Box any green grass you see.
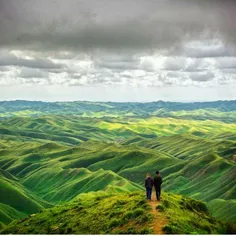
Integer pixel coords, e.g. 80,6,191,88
1,114,236,145
0,191,153,234
0,124,235,222
208,199,236,221
1,191,235,234
0,169,53,224
22,167,143,203
0,203,26,224
159,192,236,234
0,102,235,227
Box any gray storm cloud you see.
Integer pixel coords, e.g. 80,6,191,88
18,68,49,79
0,0,236,51
0,51,63,69
0,0,235,102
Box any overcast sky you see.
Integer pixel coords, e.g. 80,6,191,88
0,0,236,102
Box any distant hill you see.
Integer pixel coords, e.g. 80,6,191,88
0,100,235,122
0,115,235,144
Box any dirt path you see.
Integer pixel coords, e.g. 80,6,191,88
148,192,167,234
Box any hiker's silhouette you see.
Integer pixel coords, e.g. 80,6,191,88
154,170,163,200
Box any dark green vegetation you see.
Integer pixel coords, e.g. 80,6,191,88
0,100,235,233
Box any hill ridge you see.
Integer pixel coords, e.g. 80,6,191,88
1,191,235,234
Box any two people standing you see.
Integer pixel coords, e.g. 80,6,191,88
145,171,163,201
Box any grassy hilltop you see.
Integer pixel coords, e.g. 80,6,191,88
0,100,235,233
1,191,235,234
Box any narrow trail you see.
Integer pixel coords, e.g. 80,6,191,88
148,192,167,234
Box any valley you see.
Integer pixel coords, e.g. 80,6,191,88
0,100,235,233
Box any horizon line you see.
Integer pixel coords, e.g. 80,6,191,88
0,99,235,104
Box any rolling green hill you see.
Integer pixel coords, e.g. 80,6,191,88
0,130,235,222
0,100,235,233
22,167,143,203
0,115,235,145
0,169,52,224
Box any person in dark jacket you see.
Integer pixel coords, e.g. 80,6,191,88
145,173,153,200
153,170,163,201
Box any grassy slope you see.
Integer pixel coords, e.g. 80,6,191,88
1,191,235,234
1,116,236,145
0,114,235,223
0,169,53,224
208,199,236,221
0,129,235,221
0,191,153,234
0,203,25,225
22,167,143,203
159,192,236,234
0,141,143,202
